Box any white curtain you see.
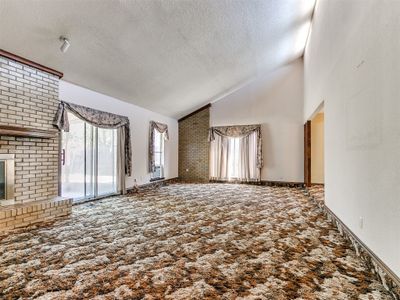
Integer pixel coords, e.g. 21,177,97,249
210,131,260,182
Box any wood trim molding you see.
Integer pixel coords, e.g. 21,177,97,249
324,204,400,286
127,177,179,193
149,177,165,182
178,103,211,122
304,188,400,299
304,121,311,187
0,49,63,78
0,125,56,139
207,179,305,188
261,180,304,188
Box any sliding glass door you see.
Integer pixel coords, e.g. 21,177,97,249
97,127,117,195
61,113,86,199
61,112,117,201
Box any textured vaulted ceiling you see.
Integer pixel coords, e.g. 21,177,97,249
0,0,315,118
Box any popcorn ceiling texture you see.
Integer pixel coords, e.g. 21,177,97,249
0,55,59,204
0,183,392,299
178,108,210,182
0,1,315,118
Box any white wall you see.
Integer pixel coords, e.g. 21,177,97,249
59,81,179,188
304,0,400,275
211,59,304,182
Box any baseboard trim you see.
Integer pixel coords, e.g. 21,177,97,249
261,180,304,188
209,179,262,185
208,179,304,188
127,177,179,193
72,178,179,204
304,188,400,299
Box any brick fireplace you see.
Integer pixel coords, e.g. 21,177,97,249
0,52,72,232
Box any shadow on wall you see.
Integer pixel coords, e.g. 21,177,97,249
261,124,274,172
210,59,304,183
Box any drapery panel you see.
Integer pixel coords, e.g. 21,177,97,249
53,101,132,178
209,131,260,182
149,121,169,173
116,127,127,194
208,125,263,169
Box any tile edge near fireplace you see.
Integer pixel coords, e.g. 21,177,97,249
0,154,15,206
0,196,73,234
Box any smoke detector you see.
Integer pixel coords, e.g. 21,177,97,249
59,36,70,53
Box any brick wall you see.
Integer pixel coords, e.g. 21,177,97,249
0,55,59,204
178,107,210,181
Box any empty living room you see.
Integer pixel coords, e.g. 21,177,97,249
0,0,399,299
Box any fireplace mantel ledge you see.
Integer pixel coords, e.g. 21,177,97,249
0,196,72,210
0,125,56,139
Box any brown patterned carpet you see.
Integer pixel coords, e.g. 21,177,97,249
307,185,325,204
0,183,392,299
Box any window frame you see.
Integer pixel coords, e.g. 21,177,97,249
60,112,118,202
150,129,165,181
227,136,241,180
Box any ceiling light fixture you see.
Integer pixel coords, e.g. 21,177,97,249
59,36,70,53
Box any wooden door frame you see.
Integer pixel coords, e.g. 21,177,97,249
304,121,311,187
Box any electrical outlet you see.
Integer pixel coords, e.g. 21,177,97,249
359,217,364,229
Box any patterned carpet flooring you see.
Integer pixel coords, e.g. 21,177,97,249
307,185,325,204
0,183,392,299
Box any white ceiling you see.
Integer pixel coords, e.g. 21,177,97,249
0,0,315,119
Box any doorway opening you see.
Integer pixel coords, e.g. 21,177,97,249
311,111,324,185
304,102,325,202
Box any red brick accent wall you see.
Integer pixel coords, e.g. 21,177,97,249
178,107,210,181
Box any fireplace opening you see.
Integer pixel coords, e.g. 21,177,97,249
0,161,5,200
0,154,15,203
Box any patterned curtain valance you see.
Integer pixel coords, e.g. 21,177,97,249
150,121,169,140
149,121,169,173
208,124,261,141
53,101,132,176
208,124,263,169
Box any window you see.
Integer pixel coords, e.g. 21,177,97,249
227,137,241,179
61,112,117,201
151,129,165,180
210,130,260,182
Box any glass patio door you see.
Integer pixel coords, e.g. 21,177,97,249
61,112,117,201
97,127,117,195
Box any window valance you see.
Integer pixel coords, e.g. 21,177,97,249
150,121,169,140
208,124,263,169
53,101,132,176
149,121,169,172
208,124,261,141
